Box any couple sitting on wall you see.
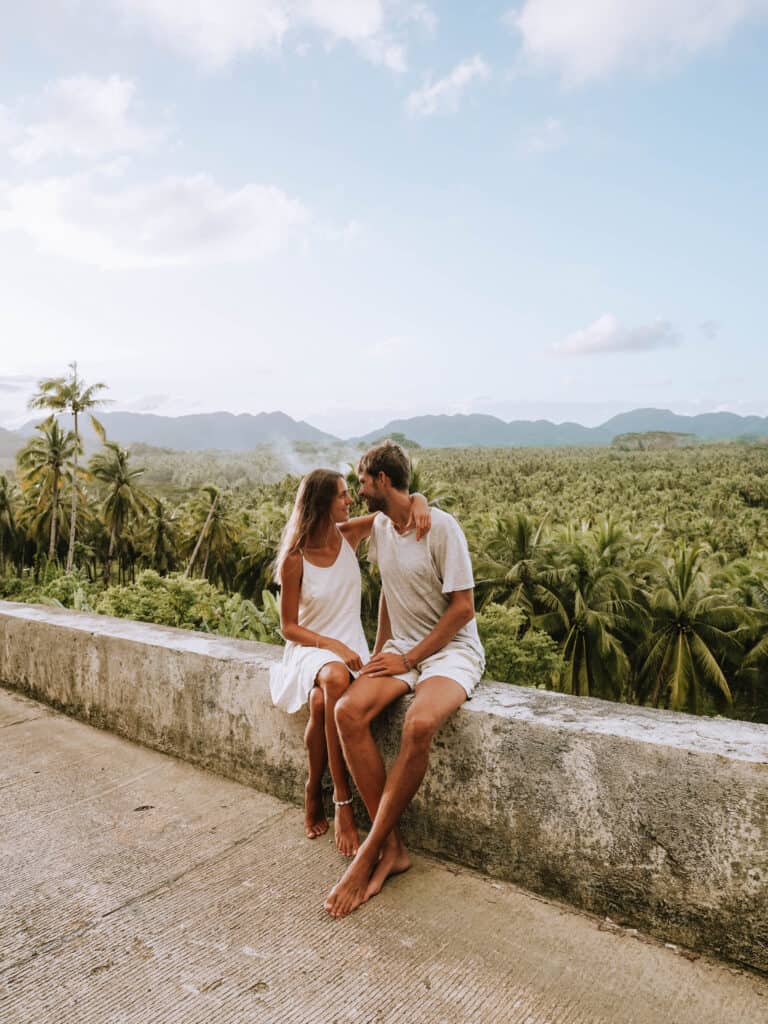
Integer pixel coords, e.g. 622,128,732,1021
270,440,485,918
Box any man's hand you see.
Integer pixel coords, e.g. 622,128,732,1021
361,651,410,677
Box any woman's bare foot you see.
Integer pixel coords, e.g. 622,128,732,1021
333,802,359,857
304,784,328,839
365,835,411,900
323,850,376,918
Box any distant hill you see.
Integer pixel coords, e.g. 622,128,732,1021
5,407,768,455
18,411,339,451
599,408,768,441
355,413,600,446
356,408,768,447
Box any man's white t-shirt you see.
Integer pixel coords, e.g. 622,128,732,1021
368,507,484,659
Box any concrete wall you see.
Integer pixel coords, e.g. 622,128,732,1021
1,601,766,973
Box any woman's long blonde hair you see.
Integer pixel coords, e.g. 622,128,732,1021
274,468,343,584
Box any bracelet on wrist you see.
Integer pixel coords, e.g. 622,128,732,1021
401,653,412,672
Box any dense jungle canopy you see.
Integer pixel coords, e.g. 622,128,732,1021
2,418,767,722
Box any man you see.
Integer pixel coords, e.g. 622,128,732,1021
324,440,485,918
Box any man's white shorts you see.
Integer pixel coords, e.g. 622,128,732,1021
381,640,485,699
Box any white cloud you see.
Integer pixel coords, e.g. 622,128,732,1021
699,319,722,340
112,0,424,71
0,171,309,269
304,0,383,40
508,0,768,84
4,75,161,164
521,116,566,153
406,55,491,117
554,314,680,356
402,3,437,33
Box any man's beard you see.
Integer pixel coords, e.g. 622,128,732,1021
363,493,386,513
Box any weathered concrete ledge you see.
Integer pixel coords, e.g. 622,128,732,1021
1,601,766,972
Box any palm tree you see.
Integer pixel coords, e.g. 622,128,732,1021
555,533,638,701
29,362,108,573
184,486,240,586
89,442,149,582
0,474,18,574
138,498,180,575
17,417,78,563
473,512,566,626
407,458,455,509
637,543,746,714
720,559,768,713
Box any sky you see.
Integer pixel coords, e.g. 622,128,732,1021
0,1,766,438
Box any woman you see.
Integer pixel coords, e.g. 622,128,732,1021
270,469,430,856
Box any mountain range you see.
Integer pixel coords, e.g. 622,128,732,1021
0,407,765,457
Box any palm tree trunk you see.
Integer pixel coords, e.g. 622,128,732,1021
105,522,118,584
48,472,59,562
184,493,219,578
66,410,79,574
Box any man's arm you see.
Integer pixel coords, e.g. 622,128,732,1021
373,592,393,656
363,589,475,677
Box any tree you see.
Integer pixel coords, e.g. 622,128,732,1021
0,474,18,574
474,512,566,627
637,543,746,714
89,442,149,582
138,498,180,575
183,485,240,586
552,524,643,701
17,417,79,563
28,362,108,573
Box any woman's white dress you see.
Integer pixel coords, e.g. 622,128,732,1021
269,532,370,714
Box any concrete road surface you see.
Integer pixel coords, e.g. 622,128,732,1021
1,687,766,1024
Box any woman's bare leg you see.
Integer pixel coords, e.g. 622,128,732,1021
304,685,328,839
317,662,359,857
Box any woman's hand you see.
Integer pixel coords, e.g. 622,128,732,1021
407,492,432,541
329,640,363,672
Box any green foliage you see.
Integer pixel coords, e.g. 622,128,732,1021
476,604,562,688
94,571,283,642
4,427,768,721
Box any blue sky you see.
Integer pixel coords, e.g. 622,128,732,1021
0,1,766,437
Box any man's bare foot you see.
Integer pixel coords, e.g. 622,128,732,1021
364,835,411,900
333,802,359,857
304,784,328,839
323,851,376,918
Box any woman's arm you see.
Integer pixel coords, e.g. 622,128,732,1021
339,512,379,550
278,552,363,670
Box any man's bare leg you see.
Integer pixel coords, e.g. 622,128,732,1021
325,676,467,918
304,685,328,839
316,663,359,857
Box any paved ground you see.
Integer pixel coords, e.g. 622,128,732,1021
1,688,766,1024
